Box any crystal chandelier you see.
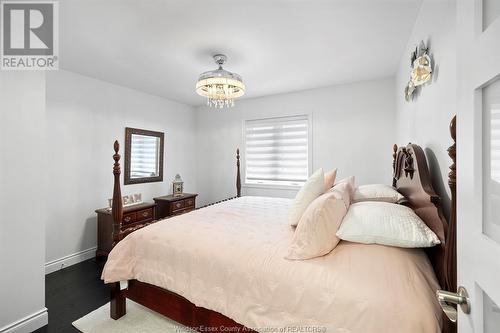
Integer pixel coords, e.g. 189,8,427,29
196,54,245,109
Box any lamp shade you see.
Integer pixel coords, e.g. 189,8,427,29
196,54,245,108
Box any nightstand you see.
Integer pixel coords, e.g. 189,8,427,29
154,193,198,219
95,202,156,259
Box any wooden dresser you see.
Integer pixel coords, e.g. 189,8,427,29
95,202,156,259
154,193,198,219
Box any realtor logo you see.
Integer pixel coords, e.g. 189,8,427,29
1,1,58,70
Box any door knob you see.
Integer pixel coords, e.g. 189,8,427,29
436,286,471,323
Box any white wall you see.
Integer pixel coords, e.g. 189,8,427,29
195,78,397,206
395,0,456,217
45,70,197,268
0,72,47,332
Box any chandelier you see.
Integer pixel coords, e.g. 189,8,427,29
196,54,245,108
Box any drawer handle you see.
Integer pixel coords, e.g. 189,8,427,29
124,216,131,222
142,212,149,217
176,203,181,208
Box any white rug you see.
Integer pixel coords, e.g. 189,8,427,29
72,301,194,333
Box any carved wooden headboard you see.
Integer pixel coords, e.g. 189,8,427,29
391,116,457,296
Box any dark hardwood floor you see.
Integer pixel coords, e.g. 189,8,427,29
34,258,109,333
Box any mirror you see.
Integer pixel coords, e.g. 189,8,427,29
124,127,164,185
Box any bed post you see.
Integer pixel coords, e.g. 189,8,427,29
236,148,241,197
110,282,126,320
112,140,123,246
110,140,126,319
392,144,398,187
445,116,457,293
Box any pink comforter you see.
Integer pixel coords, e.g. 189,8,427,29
102,196,441,333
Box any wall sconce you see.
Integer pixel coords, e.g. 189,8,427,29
405,41,433,102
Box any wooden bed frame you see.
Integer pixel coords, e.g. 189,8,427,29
107,116,457,333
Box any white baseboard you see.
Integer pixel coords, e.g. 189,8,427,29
45,246,97,275
0,308,48,333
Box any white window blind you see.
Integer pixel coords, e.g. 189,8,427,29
244,115,309,186
130,134,160,178
490,106,500,183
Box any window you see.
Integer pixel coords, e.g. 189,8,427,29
244,115,309,187
130,134,161,178
483,78,500,244
124,127,164,185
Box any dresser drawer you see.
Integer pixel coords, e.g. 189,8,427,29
95,202,156,259
153,194,198,220
172,200,185,211
184,197,195,208
122,212,137,225
173,207,194,216
137,208,154,221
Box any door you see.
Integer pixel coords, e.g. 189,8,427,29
456,0,500,331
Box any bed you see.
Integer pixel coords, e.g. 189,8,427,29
101,116,457,333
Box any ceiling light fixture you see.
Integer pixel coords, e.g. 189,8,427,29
196,54,245,109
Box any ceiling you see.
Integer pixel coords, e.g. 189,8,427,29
59,0,422,106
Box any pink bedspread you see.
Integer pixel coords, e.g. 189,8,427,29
102,196,442,333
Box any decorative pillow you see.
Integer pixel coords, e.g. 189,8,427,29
286,191,348,260
336,202,440,248
323,169,337,192
331,176,355,206
352,184,405,203
289,168,325,227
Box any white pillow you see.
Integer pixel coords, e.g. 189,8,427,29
353,184,405,203
288,168,325,227
336,202,440,248
286,191,347,260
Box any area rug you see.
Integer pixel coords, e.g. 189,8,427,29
72,300,194,333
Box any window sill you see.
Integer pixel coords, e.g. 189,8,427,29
242,183,302,191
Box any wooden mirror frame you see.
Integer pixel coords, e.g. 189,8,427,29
124,127,164,185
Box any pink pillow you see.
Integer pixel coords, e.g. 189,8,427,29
331,176,355,208
323,169,337,192
286,191,348,260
